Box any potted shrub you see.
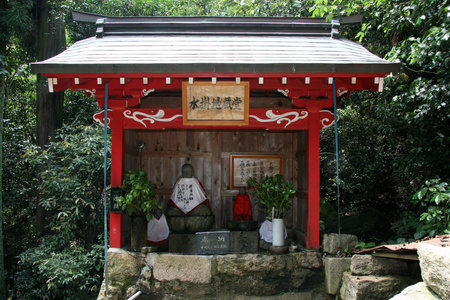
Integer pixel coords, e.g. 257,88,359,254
117,170,161,251
247,174,295,248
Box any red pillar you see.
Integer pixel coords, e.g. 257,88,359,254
306,102,321,250
110,107,125,248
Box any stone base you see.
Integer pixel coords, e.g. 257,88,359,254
169,230,259,253
418,243,450,299
340,272,416,300
323,233,358,255
97,250,323,300
324,256,351,295
390,282,441,300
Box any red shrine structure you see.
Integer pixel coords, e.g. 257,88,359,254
32,11,399,250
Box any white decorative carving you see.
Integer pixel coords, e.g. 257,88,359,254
320,110,337,128
337,89,348,97
93,109,112,128
85,89,96,97
249,110,308,128
141,88,155,97
277,89,290,97
124,110,182,128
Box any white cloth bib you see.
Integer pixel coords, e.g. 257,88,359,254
170,177,207,214
147,214,170,243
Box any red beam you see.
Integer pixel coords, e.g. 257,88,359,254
305,102,322,250
94,108,337,131
110,108,125,248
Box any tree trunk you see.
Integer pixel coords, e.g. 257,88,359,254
35,0,66,237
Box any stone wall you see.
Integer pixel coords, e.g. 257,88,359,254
325,237,450,300
97,249,324,299
392,243,450,300
324,254,416,300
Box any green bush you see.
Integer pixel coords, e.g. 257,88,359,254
117,170,160,221
16,124,108,299
15,236,104,300
391,179,450,241
25,124,109,244
411,179,450,239
247,174,295,219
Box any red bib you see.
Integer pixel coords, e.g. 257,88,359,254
233,194,252,221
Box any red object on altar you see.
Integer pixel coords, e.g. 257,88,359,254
233,194,252,221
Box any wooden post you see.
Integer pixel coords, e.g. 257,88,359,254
305,101,322,250
110,107,125,248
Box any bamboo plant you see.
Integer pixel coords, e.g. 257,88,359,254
247,174,295,219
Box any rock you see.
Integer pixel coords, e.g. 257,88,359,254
229,230,259,253
324,257,351,295
323,233,358,254
351,255,409,276
294,251,323,269
229,290,329,300
168,233,197,253
390,282,440,300
96,281,122,300
213,252,323,296
168,231,259,254
97,250,324,299
107,248,144,286
152,253,212,284
165,202,215,233
340,272,416,300
96,249,145,300
418,243,450,299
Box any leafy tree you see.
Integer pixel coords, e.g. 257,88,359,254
16,124,109,299
411,179,449,238
16,237,104,299
318,0,450,240
218,0,309,17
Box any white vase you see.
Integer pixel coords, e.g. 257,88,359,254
272,218,285,247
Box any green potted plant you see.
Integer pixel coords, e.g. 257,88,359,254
117,170,161,251
247,174,295,248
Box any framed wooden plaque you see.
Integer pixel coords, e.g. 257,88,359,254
182,81,249,126
230,155,283,189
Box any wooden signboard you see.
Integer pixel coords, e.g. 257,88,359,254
230,155,283,189
182,81,249,125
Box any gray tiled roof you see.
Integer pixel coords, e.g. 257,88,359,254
31,13,400,75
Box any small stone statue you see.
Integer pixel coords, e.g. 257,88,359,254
170,163,208,214
165,163,214,233
233,187,252,221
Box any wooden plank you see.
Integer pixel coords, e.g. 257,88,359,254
221,156,231,190
211,130,222,227
371,252,419,261
122,128,302,229
141,96,291,109
222,196,234,225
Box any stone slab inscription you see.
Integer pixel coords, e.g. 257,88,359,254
196,230,230,254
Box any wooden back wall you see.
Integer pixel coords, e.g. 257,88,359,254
122,94,308,233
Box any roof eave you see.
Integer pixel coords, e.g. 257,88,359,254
31,62,401,75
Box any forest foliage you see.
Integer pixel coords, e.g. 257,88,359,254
0,0,449,298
